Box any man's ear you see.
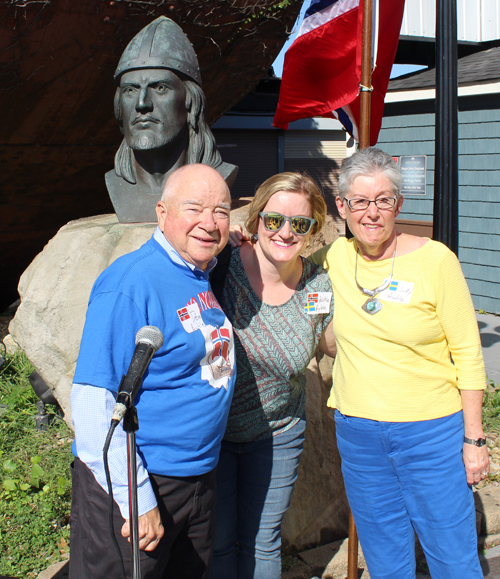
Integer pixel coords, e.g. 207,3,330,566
336,196,347,220
156,200,167,232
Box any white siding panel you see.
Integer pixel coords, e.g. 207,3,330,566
400,0,500,42
402,0,425,37
482,0,500,40
458,0,481,41
284,131,346,159
421,0,436,37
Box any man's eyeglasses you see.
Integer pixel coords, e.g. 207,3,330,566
259,212,315,235
344,197,398,211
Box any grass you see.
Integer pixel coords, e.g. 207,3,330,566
0,348,499,578
0,350,73,578
483,378,500,434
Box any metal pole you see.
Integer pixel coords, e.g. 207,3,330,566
346,0,373,237
346,1,373,575
359,0,373,150
125,408,141,579
433,0,458,253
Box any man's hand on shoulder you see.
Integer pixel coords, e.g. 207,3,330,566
121,506,164,552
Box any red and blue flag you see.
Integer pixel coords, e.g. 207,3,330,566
273,0,405,146
210,327,231,365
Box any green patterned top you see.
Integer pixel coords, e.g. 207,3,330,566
219,247,333,442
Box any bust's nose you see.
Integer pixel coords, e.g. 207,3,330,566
136,87,153,113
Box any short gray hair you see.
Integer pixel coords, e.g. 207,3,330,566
338,147,402,199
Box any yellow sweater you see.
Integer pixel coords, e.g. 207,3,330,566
311,238,486,422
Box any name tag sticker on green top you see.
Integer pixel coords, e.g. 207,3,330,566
379,280,414,304
304,292,332,315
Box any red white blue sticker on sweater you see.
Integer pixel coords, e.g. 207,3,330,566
177,302,205,333
304,292,332,315
379,280,414,304
200,320,235,390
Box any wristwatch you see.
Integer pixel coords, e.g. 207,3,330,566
463,436,487,447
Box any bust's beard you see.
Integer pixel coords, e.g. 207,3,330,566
127,133,170,151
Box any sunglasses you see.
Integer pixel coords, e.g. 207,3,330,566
259,212,315,235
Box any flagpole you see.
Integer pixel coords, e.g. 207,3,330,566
359,0,373,149
347,0,373,577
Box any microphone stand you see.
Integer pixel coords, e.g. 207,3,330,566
123,404,141,579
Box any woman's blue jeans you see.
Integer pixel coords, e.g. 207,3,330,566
335,409,483,579
210,417,305,579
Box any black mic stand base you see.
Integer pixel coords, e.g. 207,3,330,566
124,406,141,579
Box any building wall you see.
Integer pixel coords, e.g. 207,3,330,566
377,100,500,314
212,118,347,233
211,129,279,198
400,0,500,42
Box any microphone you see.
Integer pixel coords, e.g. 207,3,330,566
111,326,164,424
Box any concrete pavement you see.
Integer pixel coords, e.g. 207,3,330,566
482,545,500,579
478,313,500,383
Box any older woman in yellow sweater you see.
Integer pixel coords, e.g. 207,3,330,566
311,147,488,579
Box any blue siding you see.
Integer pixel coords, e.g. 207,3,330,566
378,102,500,313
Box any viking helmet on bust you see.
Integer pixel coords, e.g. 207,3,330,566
114,16,202,86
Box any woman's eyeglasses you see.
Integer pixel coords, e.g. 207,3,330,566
344,197,398,211
259,212,315,235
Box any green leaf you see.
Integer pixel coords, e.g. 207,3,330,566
30,456,42,465
31,464,45,479
20,483,30,491
56,477,67,495
2,479,18,491
3,459,17,473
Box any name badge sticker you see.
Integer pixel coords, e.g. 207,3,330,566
304,292,332,315
378,279,414,304
177,302,205,333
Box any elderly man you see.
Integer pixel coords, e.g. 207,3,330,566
69,164,236,579
106,16,237,223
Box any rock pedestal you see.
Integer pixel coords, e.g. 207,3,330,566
9,214,157,423
282,354,349,550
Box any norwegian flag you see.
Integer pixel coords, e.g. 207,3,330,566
210,327,231,364
273,0,405,145
177,308,190,322
308,293,319,302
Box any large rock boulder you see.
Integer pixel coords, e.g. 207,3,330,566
282,354,349,551
9,214,157,423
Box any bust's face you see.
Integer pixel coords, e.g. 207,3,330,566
118,68,188,151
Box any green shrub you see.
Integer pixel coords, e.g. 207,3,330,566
0,351,72,578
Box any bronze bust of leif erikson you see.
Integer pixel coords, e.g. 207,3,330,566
106,16,238,223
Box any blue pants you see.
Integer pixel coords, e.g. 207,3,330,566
335,410,483,579
211,417,305,579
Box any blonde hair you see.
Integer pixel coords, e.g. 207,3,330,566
245,172,326,236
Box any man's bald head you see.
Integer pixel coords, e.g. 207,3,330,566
155,164,231,270
161,164,229,205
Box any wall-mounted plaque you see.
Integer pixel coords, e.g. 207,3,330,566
399,155,427,195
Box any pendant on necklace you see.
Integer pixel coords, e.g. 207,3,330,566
362,297,383,315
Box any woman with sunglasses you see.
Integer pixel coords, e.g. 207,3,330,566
310,147,488,579
210,172,336,579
